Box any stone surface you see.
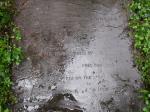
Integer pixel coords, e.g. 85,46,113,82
13,0,142,112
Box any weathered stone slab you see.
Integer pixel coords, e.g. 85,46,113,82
13,0,142,112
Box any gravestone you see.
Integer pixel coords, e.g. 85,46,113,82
13,0,142,112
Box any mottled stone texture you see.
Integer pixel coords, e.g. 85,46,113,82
13,0,142,112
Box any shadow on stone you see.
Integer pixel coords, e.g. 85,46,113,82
38,93,83,112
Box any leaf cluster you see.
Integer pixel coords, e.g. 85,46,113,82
0,0,22,111
129,0,150,111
